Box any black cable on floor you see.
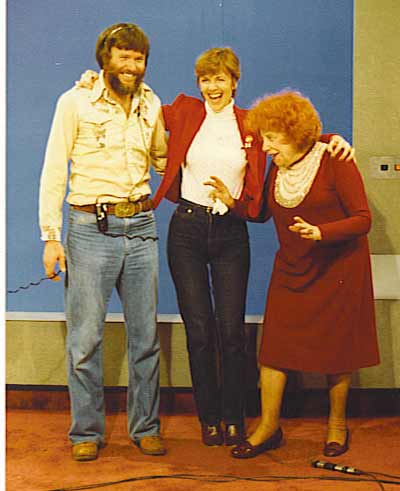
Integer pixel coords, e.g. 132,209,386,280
46,471,400,491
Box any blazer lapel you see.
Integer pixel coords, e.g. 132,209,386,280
180,102,206,159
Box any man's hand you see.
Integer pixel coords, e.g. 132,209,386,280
288,216,321,241
327,135,356,162
43,241,66,281
203,176,235,209
75,70,99,89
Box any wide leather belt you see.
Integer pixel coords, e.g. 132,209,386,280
72,198,153,218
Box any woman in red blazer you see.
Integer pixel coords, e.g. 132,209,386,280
152,48,353,448
153,49,265,447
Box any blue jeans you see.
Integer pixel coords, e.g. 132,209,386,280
167,200,250,426
65,208,160,445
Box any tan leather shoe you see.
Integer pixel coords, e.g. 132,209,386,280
136,435,166,456
72,441,98,461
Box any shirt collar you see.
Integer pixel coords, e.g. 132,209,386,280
89,71,111,103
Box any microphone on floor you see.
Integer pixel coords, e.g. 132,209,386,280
311,460,363,475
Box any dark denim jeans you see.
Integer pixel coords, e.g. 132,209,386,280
167,200,250,426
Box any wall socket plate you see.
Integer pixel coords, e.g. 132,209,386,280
369,156,400,179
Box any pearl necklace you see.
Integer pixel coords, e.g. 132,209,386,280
274,141,327,208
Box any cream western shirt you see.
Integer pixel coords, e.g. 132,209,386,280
39,72,167,241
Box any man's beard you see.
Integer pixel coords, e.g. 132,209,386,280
106,70,144,96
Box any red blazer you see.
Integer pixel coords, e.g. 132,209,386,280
152,94,267,219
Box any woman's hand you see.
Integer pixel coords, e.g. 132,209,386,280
327,135,356,162
203,176,235,209
288,216,321,241
75,70,99,89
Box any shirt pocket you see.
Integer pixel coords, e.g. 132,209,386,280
77,113,113,149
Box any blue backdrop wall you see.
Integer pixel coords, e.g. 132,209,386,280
6,0,353,315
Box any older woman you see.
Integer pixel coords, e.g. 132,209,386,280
77,52,354,448
152,51,354,447
209,90,380,458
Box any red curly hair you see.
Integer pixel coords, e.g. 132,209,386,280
246,90,322,152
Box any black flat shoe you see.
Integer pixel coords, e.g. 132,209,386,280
323,429,350,457
231,427,283,459
201,424,223,446
224,424,245,446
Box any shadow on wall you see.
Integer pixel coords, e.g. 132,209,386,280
359,201,399,388
369,200,396,255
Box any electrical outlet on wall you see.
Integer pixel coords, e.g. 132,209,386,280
369,156,400,179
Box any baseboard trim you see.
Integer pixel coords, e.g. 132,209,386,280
6,385,400,417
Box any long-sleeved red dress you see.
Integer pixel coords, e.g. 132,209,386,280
258,143,380,373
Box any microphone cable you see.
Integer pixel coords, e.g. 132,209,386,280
311,459,400,491
45,468,400,491
6,270,61,294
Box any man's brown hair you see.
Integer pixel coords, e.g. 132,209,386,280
95,23,150,69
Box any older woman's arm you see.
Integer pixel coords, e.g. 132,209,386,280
290,157,371,242
319,158,371,241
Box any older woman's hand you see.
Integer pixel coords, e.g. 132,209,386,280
288,216,321,241
327,135,356,162
75,70,99,89
203,176,235,209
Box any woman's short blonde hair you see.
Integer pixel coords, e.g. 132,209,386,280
246,90,322,152
195,47,241,83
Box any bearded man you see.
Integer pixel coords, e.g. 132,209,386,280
39,23,167,461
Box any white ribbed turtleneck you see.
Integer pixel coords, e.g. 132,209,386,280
181,100,247,213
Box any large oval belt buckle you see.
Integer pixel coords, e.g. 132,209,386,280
115,202,136,218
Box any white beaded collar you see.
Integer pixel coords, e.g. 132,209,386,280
274,141,327,208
